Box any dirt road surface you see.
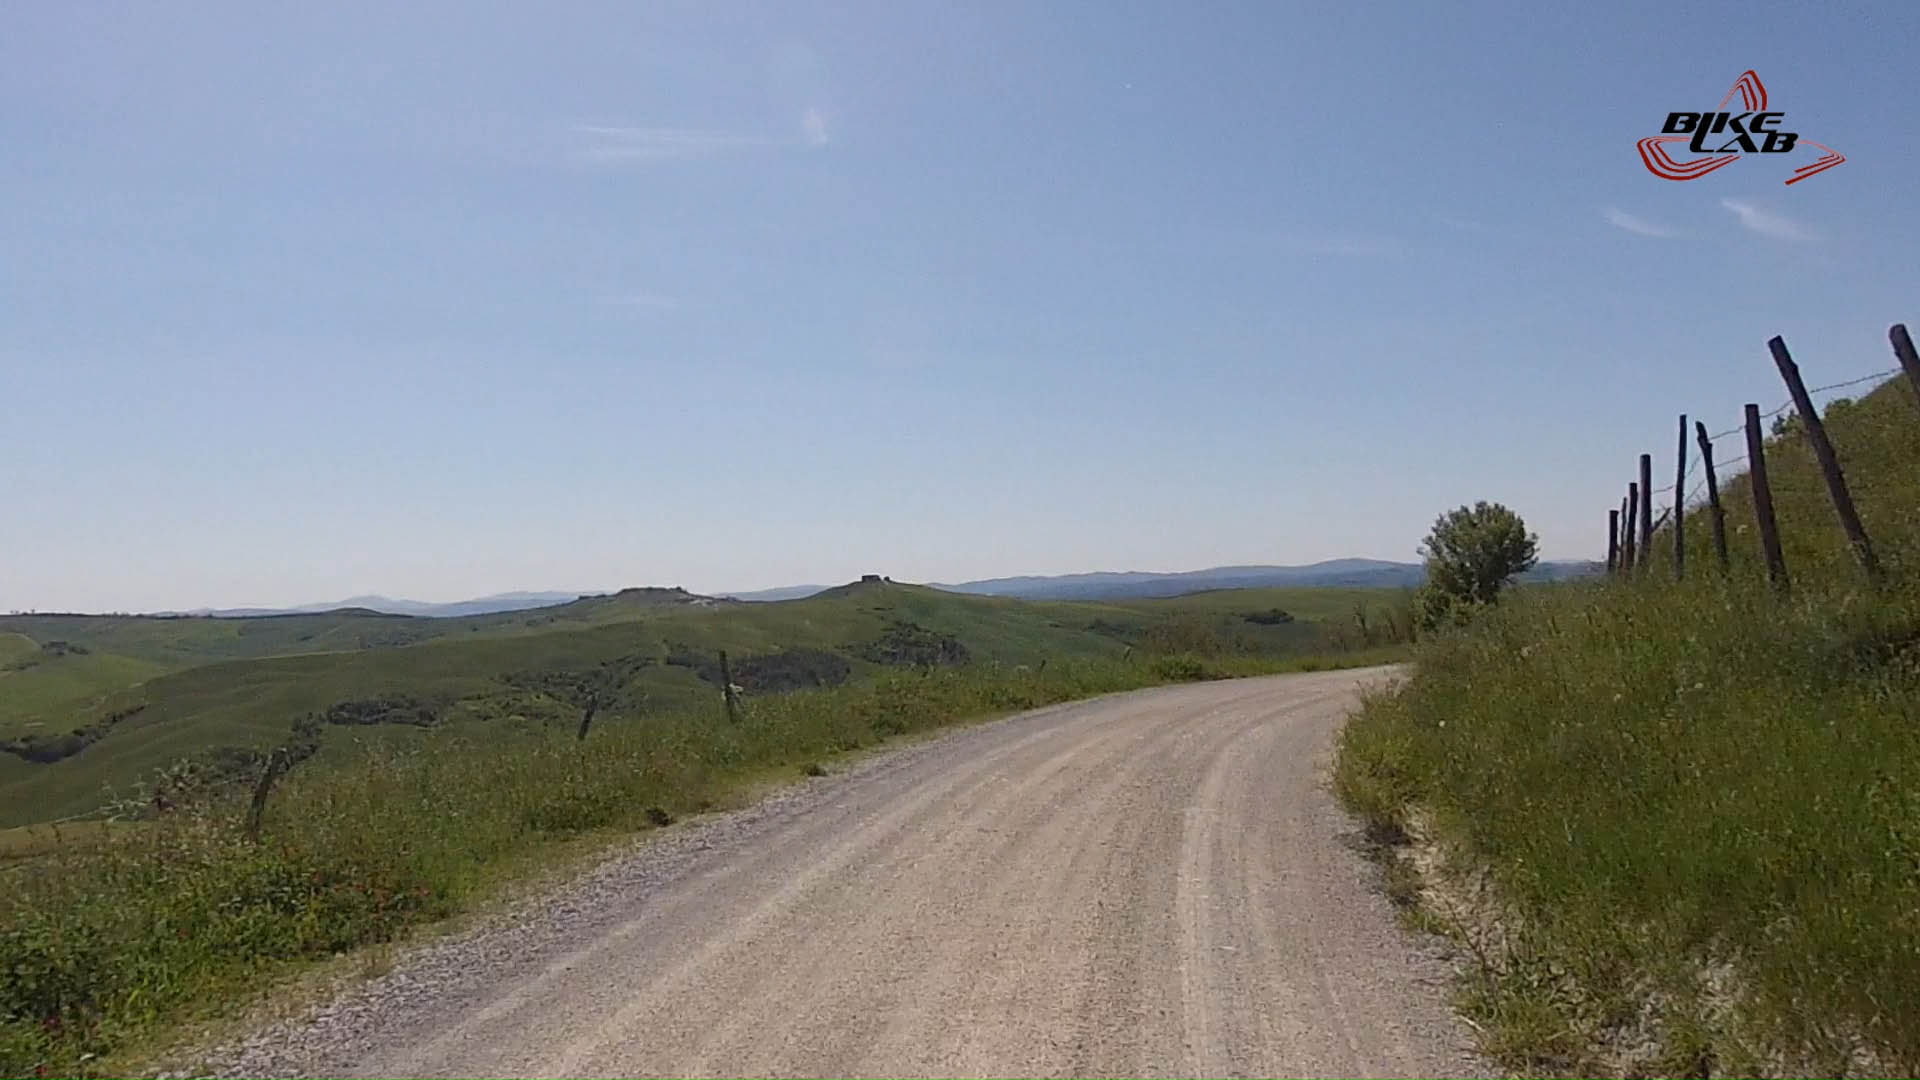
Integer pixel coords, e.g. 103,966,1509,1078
206,667,1487,1078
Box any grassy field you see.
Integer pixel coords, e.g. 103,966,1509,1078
0,821,130,864
1335,376,1920,1075
0,581,1411,826
1108,585,1413,649
0,651,168,740
0,634,37,667
0,587,710,666
0,640,1400,1076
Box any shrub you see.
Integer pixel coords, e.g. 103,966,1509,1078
1416,501,1538,627
1148,654,1217,681
853,622,970,667
1140,617,1227,657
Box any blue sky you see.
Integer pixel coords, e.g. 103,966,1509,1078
5,1,1917,611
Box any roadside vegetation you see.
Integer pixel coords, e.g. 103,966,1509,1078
1336,376,1920,1076
1,579,1409,1076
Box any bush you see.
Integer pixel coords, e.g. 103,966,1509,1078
1140,617,1227,657
1,705,148,765
853,622,970,667
324,696,440,727
1416,501,1538,628
668,646,854,691
1148,654,1218,681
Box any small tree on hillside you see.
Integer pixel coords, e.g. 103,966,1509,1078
1415,501,1538,629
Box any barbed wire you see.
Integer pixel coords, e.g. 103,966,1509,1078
1640,368,1899,497
1698,368,1899,443
1615,360,1905,563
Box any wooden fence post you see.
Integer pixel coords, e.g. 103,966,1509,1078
1637,454,1653,571
245,748,289,842
1673,415,1688,578
1607,509,1620,573
1891,324,1920,408
1694,421,1729,571
1618,496,1631,571
1744,403,1790,593
1623,484,1639,570
1768,335,1883,583
717,650,742,723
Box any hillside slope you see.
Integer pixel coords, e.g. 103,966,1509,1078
0,650,167,740
186,591,593,618
0,587,723,669
939,559,1598,600
1335,373,1920,1075
0,581,1410,825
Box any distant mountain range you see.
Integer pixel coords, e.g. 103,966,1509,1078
936,559,1425,600
174,591,598,619
733,559,1601,604
153,559,1602,617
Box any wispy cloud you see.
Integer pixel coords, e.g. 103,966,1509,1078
571,108,832,163
1603,206,1678,238
801,107,830,147
1720,198,1816,242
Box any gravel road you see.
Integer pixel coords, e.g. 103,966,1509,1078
197,667,1487,1078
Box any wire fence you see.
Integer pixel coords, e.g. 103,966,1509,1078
1609,323,1920,588
1651,367,1902,512
1658,363,1896,503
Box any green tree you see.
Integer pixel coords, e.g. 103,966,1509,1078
1415,501,1539,628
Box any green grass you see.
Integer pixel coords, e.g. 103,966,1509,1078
0,652,168,740
0,587,712,669
1109,586,1416,654
1109,584,1410,621
1334,376,1920,1075
0,821,132,864
0,647,1393,1076
1,580,1410,827
0,634,38,667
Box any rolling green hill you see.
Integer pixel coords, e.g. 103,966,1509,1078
0,587,724,669
0,580,1411,825
0,652,167,740
0,588,739,751
0,576,1413,1074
